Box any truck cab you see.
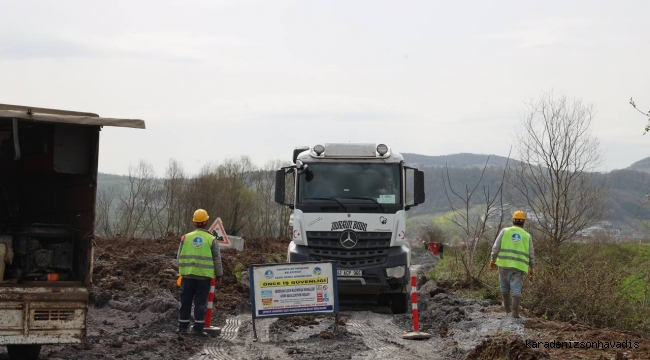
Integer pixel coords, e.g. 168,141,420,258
275,143,425,313
0,104,144,360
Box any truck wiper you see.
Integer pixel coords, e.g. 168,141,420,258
303,197,350,212
337,196,386,212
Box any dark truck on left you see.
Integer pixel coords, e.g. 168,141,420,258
0,104,145,360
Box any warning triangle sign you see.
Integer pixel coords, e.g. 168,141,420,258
207,217,230,246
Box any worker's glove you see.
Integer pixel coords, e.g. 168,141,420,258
176,276,183,287
529,269,536,279
489,261,497,270
215,277,222,287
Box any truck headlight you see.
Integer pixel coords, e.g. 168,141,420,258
386,265,405,278
376,144,389,155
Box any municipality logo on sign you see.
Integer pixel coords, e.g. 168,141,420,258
314,267,321,276
511,233,522,243
192,236,204,248
264,270,274,279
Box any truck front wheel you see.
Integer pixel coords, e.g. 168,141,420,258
7,345,42,360
391,293,409,314
376,294,391,306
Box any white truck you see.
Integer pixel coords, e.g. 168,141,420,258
0,104,144,359
274,143,425,313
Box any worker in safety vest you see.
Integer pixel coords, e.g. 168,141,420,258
176,209,223,336
489,210,535,318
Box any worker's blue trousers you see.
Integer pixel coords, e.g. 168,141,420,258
178,277,211,331
498,267,524,297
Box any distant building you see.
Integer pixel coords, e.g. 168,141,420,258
578,226,606,237
576,225,622,242
524,209,540,222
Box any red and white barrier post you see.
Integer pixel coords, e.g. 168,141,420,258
410,273,419,332
204,278,221,336
401,268,432,340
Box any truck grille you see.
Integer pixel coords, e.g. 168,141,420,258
34,309,75,321
306,231,391,267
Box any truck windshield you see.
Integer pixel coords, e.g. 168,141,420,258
298,163,401,205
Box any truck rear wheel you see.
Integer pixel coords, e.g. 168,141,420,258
391,293,409,314
7,345,42,360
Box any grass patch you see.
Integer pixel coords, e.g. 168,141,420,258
233,263,245,280
434,241,650,334
427,245,501,301
265,253,285,263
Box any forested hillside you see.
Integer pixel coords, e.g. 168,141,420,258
628,156,650,174
96,154,650,237
402,153,516,168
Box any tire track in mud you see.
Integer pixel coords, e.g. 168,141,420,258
191,317,242,360
347,321,407,358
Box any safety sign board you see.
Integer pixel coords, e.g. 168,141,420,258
249,262,338,318
207,217,230,246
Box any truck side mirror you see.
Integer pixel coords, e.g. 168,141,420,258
275,169,286,204
404,166,425,209
414,170,425,205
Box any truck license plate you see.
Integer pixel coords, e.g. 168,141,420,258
337,270,362,277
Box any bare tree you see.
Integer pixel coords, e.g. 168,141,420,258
215,156,256,235
95,186,117,237
443,155,509,283
163,159,186,236
629,97,650,133
418,224,446,245
97,157,294,239
510,93,607,251
115,160,159,238
247,160,291,238
179,156,256,236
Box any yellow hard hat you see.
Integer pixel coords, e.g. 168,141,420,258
512,210,526,221
193,209,209,223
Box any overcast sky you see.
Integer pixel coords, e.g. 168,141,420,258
2,1,649,175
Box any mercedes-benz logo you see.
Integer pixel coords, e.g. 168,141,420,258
339,230,358,249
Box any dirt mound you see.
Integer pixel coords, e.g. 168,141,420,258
415,280,483,336
464,337,550,360
24,235,291,360
90,235,289,315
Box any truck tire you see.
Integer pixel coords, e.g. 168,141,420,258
7,345,42,360
376,294,391,306
391,293,409,314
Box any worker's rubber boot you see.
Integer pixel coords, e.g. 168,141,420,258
191,330,209,337
511,296,521,319
501,292,511,313
192,325,209,337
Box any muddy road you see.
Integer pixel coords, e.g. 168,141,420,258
0,239,647,360
184,282,536,360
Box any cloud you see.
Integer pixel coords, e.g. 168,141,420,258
0,30,249,62
0,33,99,60
479,17,594,49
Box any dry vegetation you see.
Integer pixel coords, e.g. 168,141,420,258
95,157,293,239
433,238,650,335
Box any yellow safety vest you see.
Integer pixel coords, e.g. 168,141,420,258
178,230,216,278
495,226,531,273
